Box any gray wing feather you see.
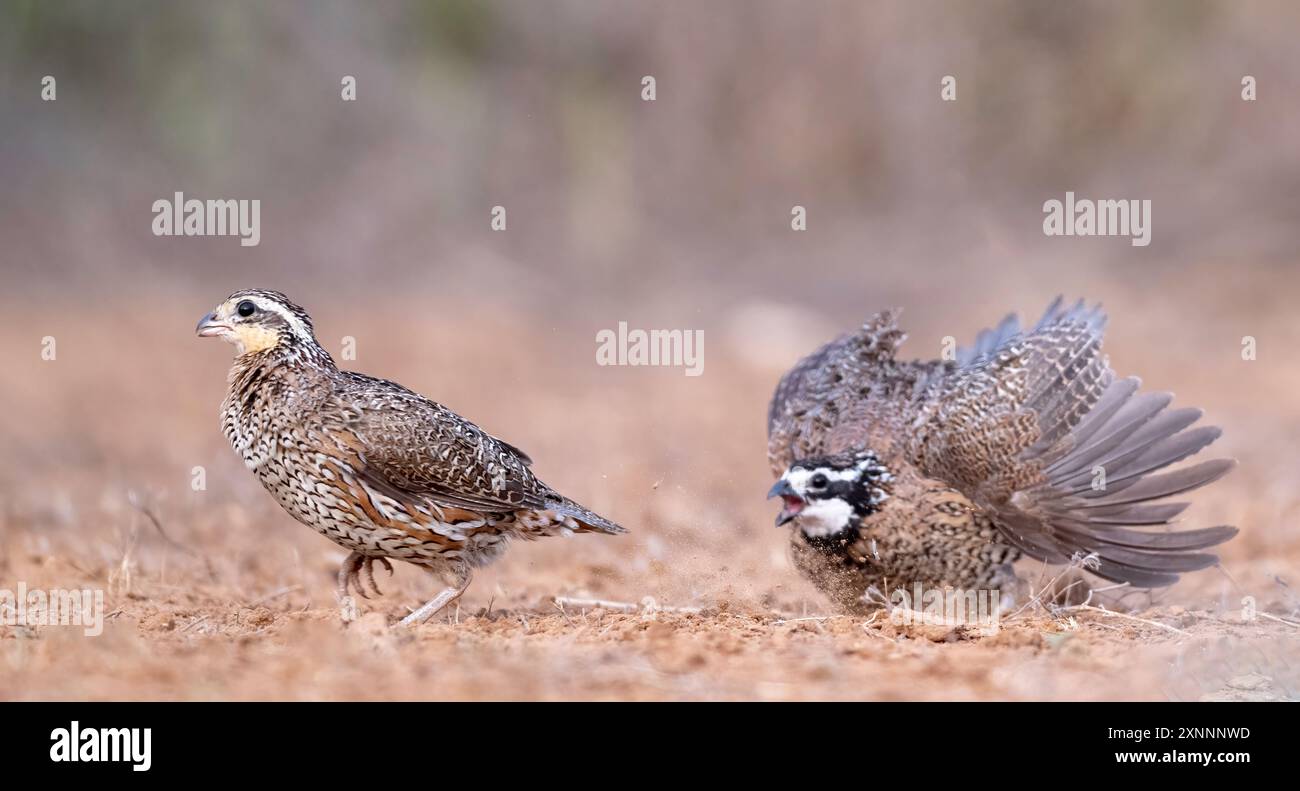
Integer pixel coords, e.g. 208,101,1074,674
915,298,1237,587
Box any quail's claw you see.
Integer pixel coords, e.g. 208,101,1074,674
362,560,379,597
361,557,393,598
337,552,371,601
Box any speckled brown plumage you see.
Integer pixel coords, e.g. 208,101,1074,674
198,289,624,625
767,298,1237,612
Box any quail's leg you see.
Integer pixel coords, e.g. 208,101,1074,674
337,553,365,600
398,567,473,627
336,553,364,622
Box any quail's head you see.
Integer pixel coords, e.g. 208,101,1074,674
768,451,892,539
196,289,317,355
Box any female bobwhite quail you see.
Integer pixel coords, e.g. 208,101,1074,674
767,297,1237,612
197,289,625,625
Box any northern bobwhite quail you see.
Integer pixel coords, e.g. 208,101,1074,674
766,298,1237,612
197,289,625,625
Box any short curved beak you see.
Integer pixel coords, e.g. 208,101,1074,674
767,479,795,500
195,311,230,338
768,479,804,527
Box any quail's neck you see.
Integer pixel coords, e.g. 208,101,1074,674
228,337,336,383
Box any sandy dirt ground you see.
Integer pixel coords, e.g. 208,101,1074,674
1,279,1298,701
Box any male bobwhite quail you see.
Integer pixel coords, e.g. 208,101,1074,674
197,289,625,625
766,298,1237,612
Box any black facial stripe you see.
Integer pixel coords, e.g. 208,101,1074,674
843,484,881,518
256,312,293,330
807,479,854,500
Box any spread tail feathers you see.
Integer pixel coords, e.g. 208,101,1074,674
1015,374,1237,586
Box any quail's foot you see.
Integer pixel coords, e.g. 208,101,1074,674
337,552,394,600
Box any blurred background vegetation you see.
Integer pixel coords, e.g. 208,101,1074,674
1,0,1297,319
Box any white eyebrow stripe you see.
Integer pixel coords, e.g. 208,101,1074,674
249,296,313,339
785,466,856,491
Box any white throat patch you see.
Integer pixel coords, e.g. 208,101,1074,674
796,498,855,538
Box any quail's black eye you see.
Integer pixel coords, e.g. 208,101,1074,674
236,300,256,318
810,473,829,488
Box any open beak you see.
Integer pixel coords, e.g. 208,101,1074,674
196,311,231,338
767,479,805,527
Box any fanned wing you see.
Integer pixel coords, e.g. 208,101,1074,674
956,310,1022,366
908,298,1237,587
317,372,554,513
